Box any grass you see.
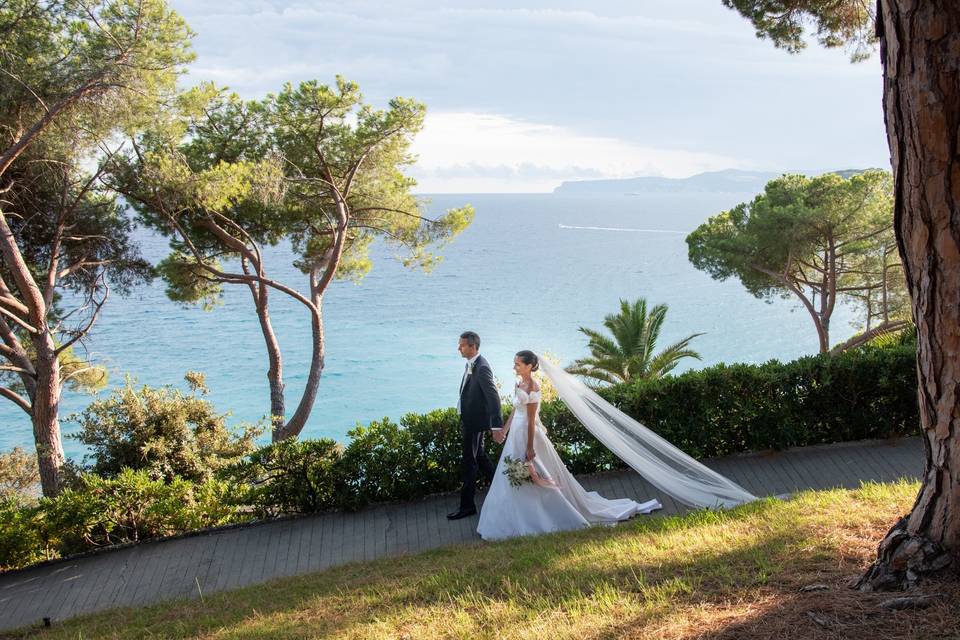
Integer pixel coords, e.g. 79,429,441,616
7,479,958,639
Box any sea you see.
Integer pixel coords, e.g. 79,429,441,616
0,192,859,459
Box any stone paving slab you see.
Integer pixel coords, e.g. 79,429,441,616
0,437,923,633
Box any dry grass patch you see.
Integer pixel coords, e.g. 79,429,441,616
6,479,958,640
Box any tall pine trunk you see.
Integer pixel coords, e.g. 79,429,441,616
0,214,65,496
31,336,64,496
250,284,285,433
857,0,960,590
275,298,324,441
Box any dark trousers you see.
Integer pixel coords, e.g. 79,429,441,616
460,427,495,510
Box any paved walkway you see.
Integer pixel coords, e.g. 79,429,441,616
0,437,922,633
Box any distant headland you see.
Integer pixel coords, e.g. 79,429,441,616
552,168,870,195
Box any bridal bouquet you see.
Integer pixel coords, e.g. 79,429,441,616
502,456,532,487
502,455,557,488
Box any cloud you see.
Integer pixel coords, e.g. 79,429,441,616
432,162,606,180
168,1,889,191
408,112,745,192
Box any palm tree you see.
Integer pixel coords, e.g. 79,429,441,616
568,298,702,385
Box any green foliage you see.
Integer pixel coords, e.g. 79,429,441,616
862,325,916,350
548,344,918,470
0,2,195,489
266,76,474,280
0,469,246,569
57,344,109,393
0,468,246,570
226,438,346,516
235,345,917,513
0,0,195,151
686,171,907,349
111,77,475,440
721,0,876,61
0,498,46,570
119,78,474,306
0,447,40,503
338,410,466,506
226,409,467,514
568,298,702,384
39,470,242,554
155,251,224,310
69,374,262,483
0,340,109,406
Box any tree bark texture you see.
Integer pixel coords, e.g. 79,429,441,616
858,0,960,591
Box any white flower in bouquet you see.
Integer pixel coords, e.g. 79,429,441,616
502,456,532,488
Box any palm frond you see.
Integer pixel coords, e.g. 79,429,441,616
565,363,622,385
646,334,703,378
572,298,703,384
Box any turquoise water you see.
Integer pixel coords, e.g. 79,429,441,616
0,193,857,458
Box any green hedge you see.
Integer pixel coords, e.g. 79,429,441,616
0,345,919,571
225,408,466,516
544,344,919,474
0,470,248,571
232,344,919,515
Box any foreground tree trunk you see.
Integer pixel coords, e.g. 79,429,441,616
857,0,960,591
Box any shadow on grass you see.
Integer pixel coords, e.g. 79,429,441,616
7,487,942,640
3,499,795,639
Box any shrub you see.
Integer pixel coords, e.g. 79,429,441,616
544,344,918,471
340,409,471,506
225,409,473,514
0,499,46,571
70,373,263,483
225,438,346,516
239,344,918,513
40,469,246,555
0,447,40,503
0,469,249,570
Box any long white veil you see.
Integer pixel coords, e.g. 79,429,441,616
536,355,757,509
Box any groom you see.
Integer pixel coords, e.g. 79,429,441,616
448,331,503,520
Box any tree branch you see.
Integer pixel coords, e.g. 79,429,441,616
54,277,108,356
830,320,910,353
0,385,31,414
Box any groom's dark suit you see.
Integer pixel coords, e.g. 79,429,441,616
458,354,503,511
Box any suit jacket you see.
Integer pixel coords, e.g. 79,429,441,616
459,354,503,433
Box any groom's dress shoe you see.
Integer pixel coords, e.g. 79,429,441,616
446,507,477,520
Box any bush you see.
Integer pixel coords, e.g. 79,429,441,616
0,499,46,571
0,447,40,503
70,373,262,483
0,469,249,570
225,438,346,516
340,409,467,506
240,345,919,513
224,409,470,514
544,344,918,472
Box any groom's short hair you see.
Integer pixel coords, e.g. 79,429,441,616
460,331,480,348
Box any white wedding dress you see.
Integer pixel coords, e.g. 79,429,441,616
477,385,662,540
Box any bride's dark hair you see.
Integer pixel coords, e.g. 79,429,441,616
515,350,539,371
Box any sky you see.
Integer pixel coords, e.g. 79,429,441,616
169,1,890,193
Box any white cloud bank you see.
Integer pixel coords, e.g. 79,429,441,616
408,112,745,193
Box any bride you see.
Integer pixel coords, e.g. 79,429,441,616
477,350,756,540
